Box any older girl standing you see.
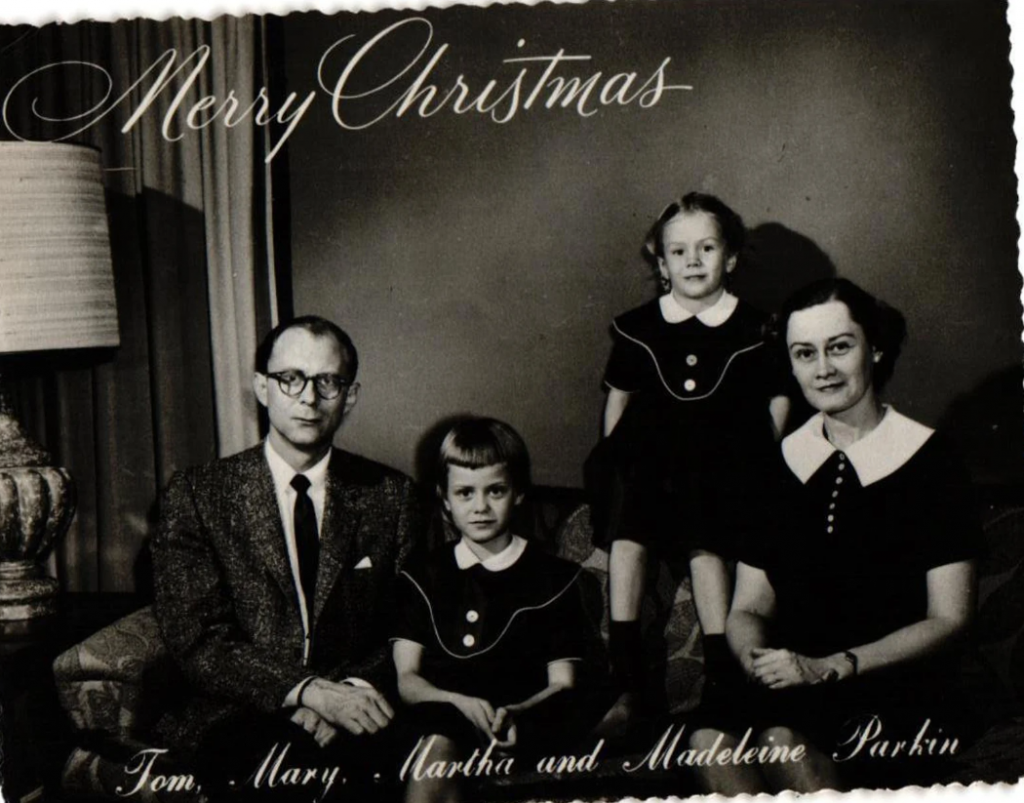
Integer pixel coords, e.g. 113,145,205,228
587,193,788,720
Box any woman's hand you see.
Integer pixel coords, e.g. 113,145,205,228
737,644,761,680
727,562,778,681
751,648,835,689
451,694,498,737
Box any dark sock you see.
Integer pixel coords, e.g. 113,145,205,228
609,620,644,690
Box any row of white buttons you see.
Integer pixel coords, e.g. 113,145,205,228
826,455,846,534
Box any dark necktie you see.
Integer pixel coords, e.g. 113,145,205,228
290,474,319,609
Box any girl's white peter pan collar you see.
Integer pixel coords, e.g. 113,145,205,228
782,406,934,487
658,290,738,326
454,534,528,571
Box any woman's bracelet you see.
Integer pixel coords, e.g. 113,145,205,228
296,676,317,707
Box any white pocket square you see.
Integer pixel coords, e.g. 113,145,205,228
354,556,373,569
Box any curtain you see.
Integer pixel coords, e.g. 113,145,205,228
0,16,280,592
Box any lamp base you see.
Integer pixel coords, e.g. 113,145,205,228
0,387,76,624
0,560,59,620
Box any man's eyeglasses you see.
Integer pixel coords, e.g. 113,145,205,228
265,370,351,400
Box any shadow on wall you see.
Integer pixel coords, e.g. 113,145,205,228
731,222,838,314
728,222,839,431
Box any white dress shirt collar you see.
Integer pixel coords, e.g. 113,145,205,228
658,290,738,327
782,406,934,487
265,438,331,493
454,534,528,572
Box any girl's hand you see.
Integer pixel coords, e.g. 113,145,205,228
451,694,497,736
491,707,518,748
750,648,830,689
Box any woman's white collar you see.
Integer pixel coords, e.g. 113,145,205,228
454,534,527,571
781,406,934,487
658,290,738,326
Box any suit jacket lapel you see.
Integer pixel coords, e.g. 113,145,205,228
313,449,361,625
237,446,298,605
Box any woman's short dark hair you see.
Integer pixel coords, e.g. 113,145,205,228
643,192,746,263
766,278,907,391
254,315,359,380
436,417,531,496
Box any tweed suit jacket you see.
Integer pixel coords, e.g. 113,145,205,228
151,443,423,750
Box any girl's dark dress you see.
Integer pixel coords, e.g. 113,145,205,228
392,537,602,753
728,408,980,787
586,292,779,557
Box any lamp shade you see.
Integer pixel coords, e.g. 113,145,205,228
0,142,118,354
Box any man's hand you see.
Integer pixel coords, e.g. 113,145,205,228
302,679,395,735
290,706,339,747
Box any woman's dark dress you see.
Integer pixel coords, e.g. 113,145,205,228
729,408,981,787
392,538,602,753
586,294,779,557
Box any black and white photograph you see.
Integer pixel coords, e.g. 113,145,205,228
0,0,1020,802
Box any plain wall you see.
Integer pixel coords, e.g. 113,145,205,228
282,0,1018,485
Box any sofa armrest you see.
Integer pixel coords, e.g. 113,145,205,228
53,604,176,739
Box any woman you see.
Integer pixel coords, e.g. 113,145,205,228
690,278,979,794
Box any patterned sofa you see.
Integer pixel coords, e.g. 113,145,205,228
51,489,706,801
52,487,1024,798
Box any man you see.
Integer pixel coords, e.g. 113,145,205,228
152,316,423,797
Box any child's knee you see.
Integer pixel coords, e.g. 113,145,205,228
422,733,462,760
757,726,801,749
689,727,734,752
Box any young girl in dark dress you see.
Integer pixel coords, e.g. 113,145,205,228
586,193,789,719
393,418,601,803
